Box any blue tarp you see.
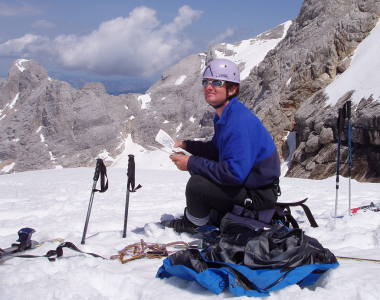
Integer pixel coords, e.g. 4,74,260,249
157,252,339,297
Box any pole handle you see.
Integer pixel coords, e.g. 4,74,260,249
346,100,351,119
93,159,103,181
127,154,135,191
337,108,346,135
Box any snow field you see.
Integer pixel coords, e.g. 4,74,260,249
0,167,380,299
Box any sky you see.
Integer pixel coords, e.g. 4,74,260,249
0,0,304,82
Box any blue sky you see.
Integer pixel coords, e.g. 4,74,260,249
0,0,304,81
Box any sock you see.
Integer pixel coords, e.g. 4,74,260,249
186,210,210,227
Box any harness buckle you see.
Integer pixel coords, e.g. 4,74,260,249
244,198,252,206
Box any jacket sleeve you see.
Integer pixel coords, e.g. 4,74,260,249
185,140,219,161
187,156,242,186
187,129,257,186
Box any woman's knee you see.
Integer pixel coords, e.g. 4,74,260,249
186,175,208,197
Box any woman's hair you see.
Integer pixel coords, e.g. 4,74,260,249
226,82,240,100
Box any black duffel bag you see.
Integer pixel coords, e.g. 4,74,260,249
203,220,336,270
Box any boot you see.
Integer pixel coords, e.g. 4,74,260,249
161,208,198,234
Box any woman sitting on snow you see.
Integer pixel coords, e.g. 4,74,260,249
163,59,281,233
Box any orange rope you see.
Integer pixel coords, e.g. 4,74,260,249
110,239,190,264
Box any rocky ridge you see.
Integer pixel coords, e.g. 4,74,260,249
0,59,141,172
1,0,380,182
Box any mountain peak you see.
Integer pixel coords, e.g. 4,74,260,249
9,59,49,83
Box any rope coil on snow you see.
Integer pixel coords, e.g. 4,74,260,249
110,239,190,264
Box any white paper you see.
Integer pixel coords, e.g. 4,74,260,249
155,129,174,149
155,129,192,156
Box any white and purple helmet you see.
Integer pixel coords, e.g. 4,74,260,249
202,59,240,84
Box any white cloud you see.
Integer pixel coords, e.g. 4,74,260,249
208,27,236,46
0,34,49,57
161,5,202,34
32,19,55,29
0,1,43,16
0,5,203,77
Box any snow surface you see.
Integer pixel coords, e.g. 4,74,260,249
281,131,297,176
15,59,29,72
1,144,380,299
138,94,151,110
325,20,380,107
175,75,187,85
9,93,19,109
216,21,292,81
0,93,21,121
0,111,6,121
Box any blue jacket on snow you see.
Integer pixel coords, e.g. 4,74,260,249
186,97,280,189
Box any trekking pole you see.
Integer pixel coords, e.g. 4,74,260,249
81,159,108,244
123,155,142,238
335,106,346,218
347,100,352,216
123,179,131,238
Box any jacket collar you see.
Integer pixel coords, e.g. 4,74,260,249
214,97,238,124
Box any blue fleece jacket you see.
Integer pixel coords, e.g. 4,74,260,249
186,97,280,189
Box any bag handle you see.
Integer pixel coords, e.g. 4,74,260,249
276,198,318,228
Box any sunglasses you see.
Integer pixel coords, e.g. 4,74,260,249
202,79,225,87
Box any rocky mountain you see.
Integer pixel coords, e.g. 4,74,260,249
269,0,380,182
1,0,380,183
0,59,141,172
47,71,152,95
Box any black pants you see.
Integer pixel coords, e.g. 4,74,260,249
186,174,278,220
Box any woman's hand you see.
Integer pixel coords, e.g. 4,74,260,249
173,141,187,150
170,153,190,171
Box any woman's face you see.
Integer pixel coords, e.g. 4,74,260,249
203,78,227,108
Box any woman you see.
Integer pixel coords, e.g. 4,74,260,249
165,59,281,233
